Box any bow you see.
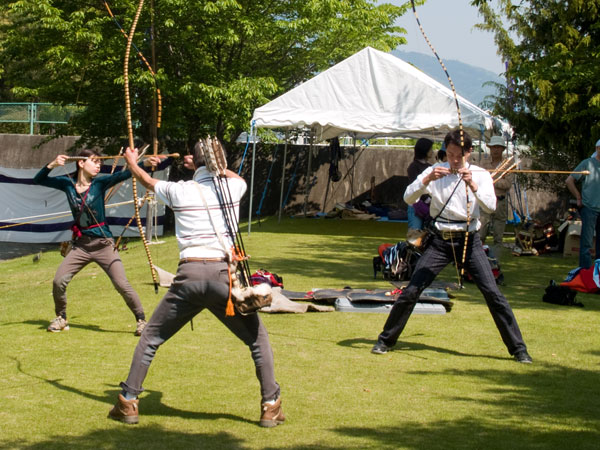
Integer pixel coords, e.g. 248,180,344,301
122,0,159,293
410,1,469,286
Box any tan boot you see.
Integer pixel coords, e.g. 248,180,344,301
259,397,285,428
108,394,139,424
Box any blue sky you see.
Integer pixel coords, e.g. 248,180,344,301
393,0,506,75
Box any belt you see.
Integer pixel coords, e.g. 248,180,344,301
179,257,226,265
436,230,468,240
496,195,506,201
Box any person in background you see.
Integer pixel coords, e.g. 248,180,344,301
372,129,531,364
566,139,600,268
437,147,447,163
406,138,434,231
479,136,513,260
33,150,162,335
108,144,284,427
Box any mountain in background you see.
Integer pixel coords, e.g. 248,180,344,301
392,50,505,108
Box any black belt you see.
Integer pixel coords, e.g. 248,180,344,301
496,195,506,201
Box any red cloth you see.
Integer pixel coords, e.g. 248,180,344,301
378,243,393,259
560,267,600,293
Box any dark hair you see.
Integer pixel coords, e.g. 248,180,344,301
75,149,102,174
414,138,433,160
436,149,446,161
443,129,472,152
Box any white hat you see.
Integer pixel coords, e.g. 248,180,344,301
595,138,600,147
488,136,506,148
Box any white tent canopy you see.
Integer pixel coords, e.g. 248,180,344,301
252,46,510,141
247,46,511,231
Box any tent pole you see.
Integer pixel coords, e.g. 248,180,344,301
351,135,356,200
248,128,257,235
304,131,314,217
278,131,289,223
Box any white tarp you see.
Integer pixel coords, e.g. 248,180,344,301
0,163,169,243
252,46,510,141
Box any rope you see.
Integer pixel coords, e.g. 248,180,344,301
0,199,136,230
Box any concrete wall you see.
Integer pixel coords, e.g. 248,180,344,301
1,134,569,223
239,142,570,223
0,134,83,169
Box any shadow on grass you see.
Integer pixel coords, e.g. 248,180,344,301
260,361,600,450
327,421,597,450
254,421,598,450
9,356,254,426
269,330,340,344
337,337,507,361
0,427,247,450
6,319,133,335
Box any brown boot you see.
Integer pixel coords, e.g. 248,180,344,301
108,394,139,424
259,397,285,428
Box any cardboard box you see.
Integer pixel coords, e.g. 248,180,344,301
563,221,596,257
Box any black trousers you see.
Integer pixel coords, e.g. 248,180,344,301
378,233,527,355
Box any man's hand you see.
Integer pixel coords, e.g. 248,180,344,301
458,167,478,192
423,166,451,185
183,154,195,171
124,147,139,167
124,147,159,192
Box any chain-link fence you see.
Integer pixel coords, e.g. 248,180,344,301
0,103,82,134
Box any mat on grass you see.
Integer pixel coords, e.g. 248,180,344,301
280,287,453,313
334,297,447,314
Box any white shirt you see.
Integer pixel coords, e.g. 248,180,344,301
404,162,496,232
154,167,247,258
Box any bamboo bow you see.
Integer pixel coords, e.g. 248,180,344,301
411,1,469,286
123,0,159,293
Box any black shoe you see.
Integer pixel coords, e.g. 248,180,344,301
514,350,532,364
371,342,390,355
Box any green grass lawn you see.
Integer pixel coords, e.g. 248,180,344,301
1,217,599,449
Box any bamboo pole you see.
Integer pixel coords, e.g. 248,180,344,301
478,169,590,175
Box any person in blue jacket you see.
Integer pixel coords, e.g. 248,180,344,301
34,149,163,335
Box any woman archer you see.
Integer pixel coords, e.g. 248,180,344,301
34,149,164,336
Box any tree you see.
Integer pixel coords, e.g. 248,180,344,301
471,0,600,179
0,0,410,151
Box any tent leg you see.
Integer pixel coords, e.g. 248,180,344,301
248,129,257,235
351,136,356,200
278,132,288,223
303,131,314,217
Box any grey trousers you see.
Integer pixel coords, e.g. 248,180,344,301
120,260,280,403
53,236,145,320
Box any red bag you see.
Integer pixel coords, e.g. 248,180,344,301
250,269,283,288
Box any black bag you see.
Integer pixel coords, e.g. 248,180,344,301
374,241,421,281
542,280,583,307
